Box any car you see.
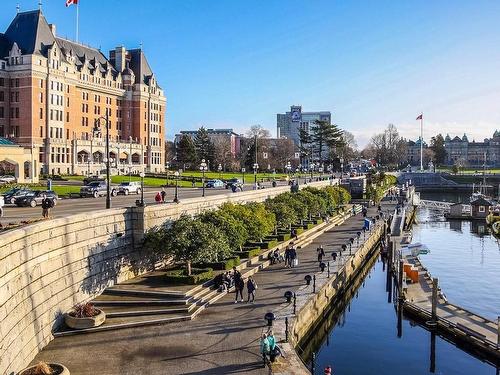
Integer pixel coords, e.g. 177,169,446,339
205,179,224,188
3,188,33,204
225,178,243,190
0,175,16,184
80,181,117,198
118,181,142,195
15,190,58,207
83,175,105,186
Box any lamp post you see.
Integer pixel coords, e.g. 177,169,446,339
217,163,222,179
200,159,208,197
139,171,145,206
286,161,291,181
340,157,344,176
174,170,180,203
241,167,246,184
253,162,259,189
93,113,111,209
166,161,170,187
310,162,315,182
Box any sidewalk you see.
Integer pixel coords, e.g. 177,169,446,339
32,204,389,375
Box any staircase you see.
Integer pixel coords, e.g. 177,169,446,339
54,207,358,336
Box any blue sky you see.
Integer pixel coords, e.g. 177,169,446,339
3,0,500,146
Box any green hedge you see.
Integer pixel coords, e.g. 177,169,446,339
194,256,241,271
247,240,278,250
302,223,314,230
313,218,323,225
235,248,261,259
277,233,291,241
164,267,214,285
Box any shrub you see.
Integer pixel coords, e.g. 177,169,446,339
195,256,241,270
235,248,261,259
247,240,278,249
265,199,297,229
164,267,214,285
25,362,52,375
198,210,248,252
70,302,98,318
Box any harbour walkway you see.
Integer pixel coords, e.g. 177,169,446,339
31,203,389,375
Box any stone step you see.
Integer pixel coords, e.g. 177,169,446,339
100,304,193,318
102,287,187,299
92,298,190,307
53,309,200,337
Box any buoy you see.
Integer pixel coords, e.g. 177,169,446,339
324,366,332,374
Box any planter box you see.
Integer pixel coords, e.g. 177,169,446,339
277,233,291,242
302,223,314,230
235,248,261,259
246,240,279,250
195,256,240,270
19,363,70,375
64,309,106,330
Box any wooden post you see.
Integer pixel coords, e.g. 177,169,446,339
497,316,500,349
398,259,404,299
431,278,438,323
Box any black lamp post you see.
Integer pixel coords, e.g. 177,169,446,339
200,159,207,197
139,171,145,206
218,163,222,179
253,162,259,189
310,162,315,182
264,312,276,327
284,291,293,303
93,113,111,209
241,167,246,184
304,275,312,285
165,161,170,187
174,170,180,203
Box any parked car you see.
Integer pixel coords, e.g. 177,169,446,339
15,190,58,207
205,179,224,188
83,175,105,185
3,188,33,204
225,178,243,190
118,181,142,195
80,181,117,198
0,175,16,184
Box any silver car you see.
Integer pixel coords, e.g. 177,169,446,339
118,181,142,195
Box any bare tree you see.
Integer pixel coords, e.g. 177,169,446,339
212,137,234,171
368,124,407,167
246,124,271,139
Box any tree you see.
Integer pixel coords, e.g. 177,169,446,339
265,199,297,229
246,124,271,139
194,127,215,167
176,135,197,169
212,137,234,171
311,120,343,164
337,130,358,164
368,124,407,167
164,140,175,165
145,215,230,275
430,134,447,165
299,127,313,165
198,209,248,251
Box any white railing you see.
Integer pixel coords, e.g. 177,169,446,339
419,199,471,214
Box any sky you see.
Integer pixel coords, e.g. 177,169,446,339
3,0,500,147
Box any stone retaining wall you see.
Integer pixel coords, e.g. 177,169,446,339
0,180,332,375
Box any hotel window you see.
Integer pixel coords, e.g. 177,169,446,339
40,79,43,88
15,107,19,118
39,108,43,119
66,112,69,122
67,98,69,107
0,107,3,118
0,91,3,101
15,78,19,87
39,92,43,103
0,78,3,86
479,206,485,213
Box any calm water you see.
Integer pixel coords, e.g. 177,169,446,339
413,208,500,319
307,259,497,375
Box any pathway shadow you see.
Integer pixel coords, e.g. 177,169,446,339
180,361,265,375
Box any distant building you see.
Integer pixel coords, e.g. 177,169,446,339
405,139,428,166
444,131,500,167
174,128,241,157
276,105,331,146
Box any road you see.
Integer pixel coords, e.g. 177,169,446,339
0,181,289,225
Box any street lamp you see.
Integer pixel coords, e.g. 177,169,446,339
286,161,291,179
200,159,208,197
253,162,259,188
174,170,180,203
218,163,222,179
139,171,145,206
241,167,246,184
310,162,315,182
340,157,344,176
93,113,111,209
166,161,170,187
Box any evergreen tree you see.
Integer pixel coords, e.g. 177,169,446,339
311,120,343,164
194,127,215,167
176,135,197,169
430,134,447,165
299,127,313,165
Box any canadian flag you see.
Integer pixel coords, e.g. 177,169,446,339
416,114,423,120
65,0,78,7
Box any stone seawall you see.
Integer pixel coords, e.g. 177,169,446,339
0,180,333,375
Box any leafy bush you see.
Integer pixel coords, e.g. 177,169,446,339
195,256,241,270
235,248,261,259
24,362,53,375
198,209,248,252
265,199,297,229
247,240,279,249
164,267,214,284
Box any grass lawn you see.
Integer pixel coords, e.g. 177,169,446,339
0,184,81,196
436,167,500,175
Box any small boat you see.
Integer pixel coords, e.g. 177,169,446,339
401,242,430,257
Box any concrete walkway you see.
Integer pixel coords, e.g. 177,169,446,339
33,204,387,375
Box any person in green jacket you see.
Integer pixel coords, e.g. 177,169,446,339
260,333,270,367
267,330,276,351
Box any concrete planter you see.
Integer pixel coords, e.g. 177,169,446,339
18,363,70,375
64,309,106,330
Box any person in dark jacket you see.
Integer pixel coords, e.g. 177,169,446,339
317,245,325,263
41,194,53,219
284,246,291,267
233,267,244,303
246,276,257,302
290,247,297,268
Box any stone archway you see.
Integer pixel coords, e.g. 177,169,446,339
77,150,90,163
131,153,140,164
93,151,103,164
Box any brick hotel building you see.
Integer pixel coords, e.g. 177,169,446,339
0,9,166,179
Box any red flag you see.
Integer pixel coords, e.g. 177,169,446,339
416,114,423,120
66,0,78,7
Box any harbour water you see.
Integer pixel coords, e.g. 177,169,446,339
302,204,499,374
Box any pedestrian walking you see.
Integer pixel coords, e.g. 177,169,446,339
233,267,244,303
291,228,298,240
161,188,167,203
284,246,291,267
317,245,325,263
267,330,276,361
41,194,53,219
260,333,270,368
290,247,298,268
246,276,257,302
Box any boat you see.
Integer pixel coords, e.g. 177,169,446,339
401,242,430,257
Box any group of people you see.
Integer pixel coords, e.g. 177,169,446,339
214,267,259,303
259,330,284,367
283,244,298,268
154,188,168,203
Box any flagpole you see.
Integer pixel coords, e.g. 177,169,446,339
420,112,423,171
76,1,79,43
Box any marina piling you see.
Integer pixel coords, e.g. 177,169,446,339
431,278,439,324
